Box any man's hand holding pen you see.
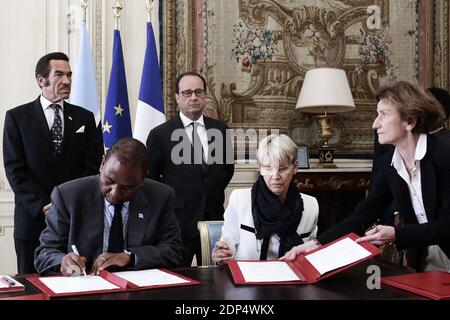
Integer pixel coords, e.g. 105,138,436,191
60,252,131,276
61,252,87,277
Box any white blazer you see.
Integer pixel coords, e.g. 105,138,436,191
219,188,319,260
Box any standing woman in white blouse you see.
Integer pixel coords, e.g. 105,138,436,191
212,134,319,265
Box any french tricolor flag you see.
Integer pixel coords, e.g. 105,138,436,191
133,22,165,144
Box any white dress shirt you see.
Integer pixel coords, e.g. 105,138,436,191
391,134,450,271
102,199,129,252
40,95,64,132
179,112,209,161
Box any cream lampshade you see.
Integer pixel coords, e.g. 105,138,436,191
296,68,355,168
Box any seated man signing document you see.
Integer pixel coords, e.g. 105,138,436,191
35,138,185,275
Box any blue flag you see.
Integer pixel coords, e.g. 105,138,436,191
133,22,165,144
103,29,132,150
71,21,101,126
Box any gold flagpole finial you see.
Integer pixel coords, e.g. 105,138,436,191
113,0,123,30
81,0,88,22
145,0,154,22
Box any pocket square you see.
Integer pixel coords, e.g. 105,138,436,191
75,125,85,133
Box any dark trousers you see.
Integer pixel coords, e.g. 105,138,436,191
183,236,202,267
14,239,40,274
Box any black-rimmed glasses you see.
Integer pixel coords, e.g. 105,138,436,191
179,89,206,97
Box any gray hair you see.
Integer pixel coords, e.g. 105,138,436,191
256,134,298,166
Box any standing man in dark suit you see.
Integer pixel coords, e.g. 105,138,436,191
146,71,235,266
35,138,185,275
3,52,103,274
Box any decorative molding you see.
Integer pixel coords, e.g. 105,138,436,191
45,0,49,52
437,0,449,90
293,172,371,192
443,0,449,89
0,225,13,238
434,1,441,86
163,0,178,119
430,0,449,90
96,0,103,108
296,178,314,190
418,0,434,86
176,0,186,77
186,0,197,70
0,180,12,193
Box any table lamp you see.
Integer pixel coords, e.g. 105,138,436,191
296,68,355,168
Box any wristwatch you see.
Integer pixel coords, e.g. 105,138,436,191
123,249,135,267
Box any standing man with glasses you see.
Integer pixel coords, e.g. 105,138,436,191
3,52,103,274
146,71,235,266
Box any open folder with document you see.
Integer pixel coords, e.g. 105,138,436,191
228,233,380,285
28,268,200,298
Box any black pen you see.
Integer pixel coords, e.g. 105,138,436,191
0,276,16,287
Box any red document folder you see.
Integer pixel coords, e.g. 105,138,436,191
0,276,25,293
228,233,380,285
381,271,450,300
0,293,49,300
28,268,200,298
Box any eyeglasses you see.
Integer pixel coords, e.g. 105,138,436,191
179,89,206,98
259,165,293,176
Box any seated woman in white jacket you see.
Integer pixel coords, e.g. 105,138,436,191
212,134,319,265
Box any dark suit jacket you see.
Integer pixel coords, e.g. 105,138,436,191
319,134,450,268
146,114,235,240
372,129,450,225
3,97,103,240
34,175,185,274
372,129,450,179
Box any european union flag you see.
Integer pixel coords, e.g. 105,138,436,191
103,29,132,150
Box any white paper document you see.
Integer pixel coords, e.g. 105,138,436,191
305,237,371,275
237,261,301,283
113,269,189,287
39,276,119,294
